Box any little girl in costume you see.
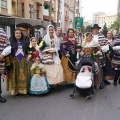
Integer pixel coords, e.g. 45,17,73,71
29,56,50,95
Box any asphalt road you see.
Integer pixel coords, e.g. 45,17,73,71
0,81,120,120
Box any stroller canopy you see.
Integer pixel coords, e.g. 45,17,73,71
77,57,95,73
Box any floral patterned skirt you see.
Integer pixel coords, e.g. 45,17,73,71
6,57,30,95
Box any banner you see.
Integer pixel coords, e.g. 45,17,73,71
75,17,83,29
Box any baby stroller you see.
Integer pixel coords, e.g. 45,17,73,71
69,57,97,102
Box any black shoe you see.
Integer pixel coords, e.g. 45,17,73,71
94,85,97,90
118,79,120,84
114,82,117,86
0,96,6,103
104,80,110,85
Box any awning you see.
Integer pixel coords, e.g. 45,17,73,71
0,16,50,28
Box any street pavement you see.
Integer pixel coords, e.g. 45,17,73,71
1,81,120,120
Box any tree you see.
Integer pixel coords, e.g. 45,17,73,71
110,18,120,31
81,26,85,33
86,25,92,32
101,23,108,37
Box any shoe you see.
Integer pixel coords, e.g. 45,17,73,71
94,85,97,90
104,80,110,85
118,79,120,84
0,96,6,103
114,82,117,86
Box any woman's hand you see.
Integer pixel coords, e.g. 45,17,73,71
106,53,111,61
66,54,70,57
96,51,102,56
0,54,4,61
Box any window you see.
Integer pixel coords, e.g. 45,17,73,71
29,4,34,19
37,10,39,19
22,3,24,17
1,0,7,8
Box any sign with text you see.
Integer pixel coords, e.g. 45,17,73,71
75,17,83,29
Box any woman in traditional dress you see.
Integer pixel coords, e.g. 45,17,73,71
111,39,120,86
61,29,77,83
7,28,30,95
42,25,64,85
101,31,115,85
83,32,103,89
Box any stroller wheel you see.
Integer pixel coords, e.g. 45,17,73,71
69,93,75,99
86,96,92,102
99,83,104,89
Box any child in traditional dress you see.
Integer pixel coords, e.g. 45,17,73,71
29,56,50,95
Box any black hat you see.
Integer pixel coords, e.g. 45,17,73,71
92,24,101,29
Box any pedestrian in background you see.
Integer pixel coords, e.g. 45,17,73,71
56,27,63,59
0,28,11,103
7,28,30,95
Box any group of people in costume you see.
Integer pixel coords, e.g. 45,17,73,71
0,23,120,103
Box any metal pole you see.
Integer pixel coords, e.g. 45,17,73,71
57,0,60,26
49,0,52,22
73,0,76,29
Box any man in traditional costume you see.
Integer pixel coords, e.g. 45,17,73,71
0,28,11,103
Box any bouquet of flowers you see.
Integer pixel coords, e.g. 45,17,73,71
27,46,36,60
39,41,49,51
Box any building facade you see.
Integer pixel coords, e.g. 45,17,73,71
93,12,106,24
0,0,50,38
99,14,117,29
117,0,120,18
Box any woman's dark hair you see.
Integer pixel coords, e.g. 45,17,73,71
9,28,29,51
67,28,74,35
35,56,41,61
11,28,24,41
86,32,92,37
30,37,37,41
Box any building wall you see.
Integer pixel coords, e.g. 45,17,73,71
99,15,117,28
69,9,74,28
64,3,69,31
93,12,106,24
117,0,120,18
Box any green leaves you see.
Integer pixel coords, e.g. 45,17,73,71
110,18,120,31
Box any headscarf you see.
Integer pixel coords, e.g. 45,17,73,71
43,25,59,49
43,25,61,64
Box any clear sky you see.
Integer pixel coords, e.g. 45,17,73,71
81,0,117,21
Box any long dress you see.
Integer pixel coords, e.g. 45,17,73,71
42,47,64,85
7,40,30,95
61,40,77,83
83,40,103,86
42,25,64,85
102,39,116,80
29,63,50,94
